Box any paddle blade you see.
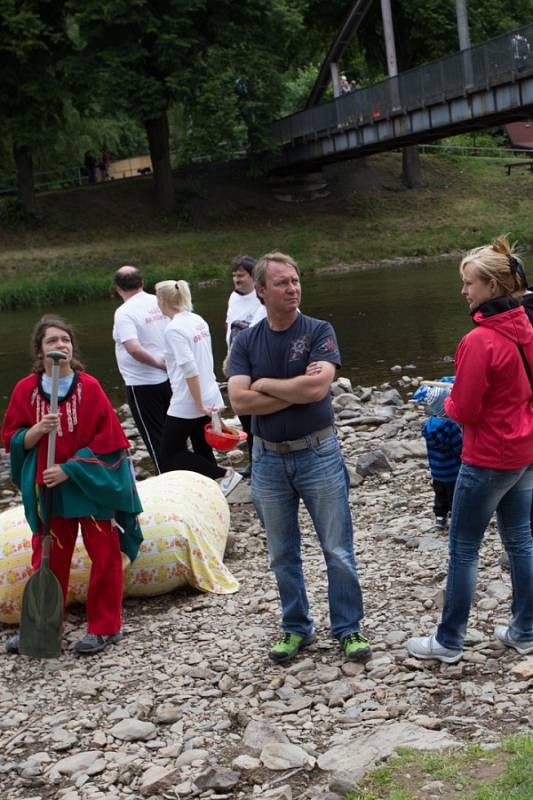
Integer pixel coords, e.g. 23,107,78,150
19,562,63,658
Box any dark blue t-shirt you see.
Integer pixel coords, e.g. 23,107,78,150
228,313,341,442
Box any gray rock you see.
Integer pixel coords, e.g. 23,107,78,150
140,765,182,796
155,702,182,724
242,720,290,755
318,722,460,781
231,754,261,771
260,742,315,770
109,719,156,741
194,767,240,791
52,751,102,777
356,450,393,477
175,749,210,767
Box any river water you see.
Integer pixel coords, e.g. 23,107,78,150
0,258,470,418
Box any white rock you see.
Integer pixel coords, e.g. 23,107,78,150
109,719,156,741
260,742,315,770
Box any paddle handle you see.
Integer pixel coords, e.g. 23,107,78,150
46,359,61,469
43,355,63,562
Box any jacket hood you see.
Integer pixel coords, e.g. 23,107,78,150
522,290,533,324
472,299,533,346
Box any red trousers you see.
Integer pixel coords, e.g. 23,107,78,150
31,517,123,635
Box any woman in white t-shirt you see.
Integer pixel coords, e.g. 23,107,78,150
156,280,242,496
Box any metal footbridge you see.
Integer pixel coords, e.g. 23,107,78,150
272,23,533,170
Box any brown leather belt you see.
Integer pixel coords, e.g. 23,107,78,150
256,425,335,455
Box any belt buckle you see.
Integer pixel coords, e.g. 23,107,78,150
277,442,290,454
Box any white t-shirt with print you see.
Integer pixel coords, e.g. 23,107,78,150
165,311,223,419
225,290,262,346
113,291,168,386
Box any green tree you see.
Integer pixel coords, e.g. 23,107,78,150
69,0,306,213
0,0,72,213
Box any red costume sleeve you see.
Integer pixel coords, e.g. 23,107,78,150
2,372,130,483
1,375,35,453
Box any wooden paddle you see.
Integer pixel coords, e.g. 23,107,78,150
19,351,66,658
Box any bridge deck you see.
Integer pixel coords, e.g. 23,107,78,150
272,24,533,170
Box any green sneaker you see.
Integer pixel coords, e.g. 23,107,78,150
342,632,371,662
268,632,316,664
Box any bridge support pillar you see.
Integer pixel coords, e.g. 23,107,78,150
402,146,421,189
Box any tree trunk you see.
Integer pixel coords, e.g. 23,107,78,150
144,113,176,213
402,145,421,189
13,143,37,215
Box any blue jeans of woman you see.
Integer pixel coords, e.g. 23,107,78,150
251,434,365,641
437,462,533,650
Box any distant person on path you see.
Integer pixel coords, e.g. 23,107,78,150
2,315,142,656
83,151,97,184
413,377,462,531
224,255,263,475
228,252,371,664
339,74,351,95
99,147,111,180
408,235,533,663
512,32,531,73
156,280,242,497
113,266,171,474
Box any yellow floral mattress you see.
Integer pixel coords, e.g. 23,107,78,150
0,470,239,624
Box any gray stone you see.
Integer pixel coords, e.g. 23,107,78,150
175,749,210,767
140,765,182,796
260,743,315,770
194,767,240,791
52,751,102,777
356,450,393,477
231,754,261,771
318,722,460,781
109,719,156,741
242,720,290,755
155,702,182,724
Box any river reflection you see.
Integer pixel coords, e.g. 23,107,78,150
0,258,470,417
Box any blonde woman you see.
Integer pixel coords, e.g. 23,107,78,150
156,280,242,496
408,235,533,663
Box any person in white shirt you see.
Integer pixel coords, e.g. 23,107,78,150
113,266,171,473
155,279,242,497
225,256,263,476
225,256,262,346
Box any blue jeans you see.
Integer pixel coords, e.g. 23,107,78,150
437,463,533,650
251,433,365,641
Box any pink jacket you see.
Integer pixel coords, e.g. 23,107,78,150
444,302,533,469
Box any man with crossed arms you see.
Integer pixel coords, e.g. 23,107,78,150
228,252,370,664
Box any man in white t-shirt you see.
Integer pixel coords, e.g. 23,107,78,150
225,256,262,475
225,256,262,346
113,266,171,473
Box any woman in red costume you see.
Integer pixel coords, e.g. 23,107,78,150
2,316,142,656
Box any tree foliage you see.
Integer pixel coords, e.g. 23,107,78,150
0,0,72,210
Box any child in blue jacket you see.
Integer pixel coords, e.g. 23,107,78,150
414,377,462,530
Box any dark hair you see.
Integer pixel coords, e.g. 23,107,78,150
31,315,84,373
113,266,144,291
231,255,256,275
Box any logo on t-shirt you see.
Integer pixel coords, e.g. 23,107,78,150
288,335,311,361
319,337,337,354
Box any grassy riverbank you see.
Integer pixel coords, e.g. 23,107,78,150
348,735,533,800
1,153,533,310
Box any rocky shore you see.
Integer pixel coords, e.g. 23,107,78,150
1,373,532,800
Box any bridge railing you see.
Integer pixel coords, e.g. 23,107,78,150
272,23,533,145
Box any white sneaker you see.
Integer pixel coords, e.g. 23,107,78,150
219,470,243,497
494,625,533,655
406,633,462,663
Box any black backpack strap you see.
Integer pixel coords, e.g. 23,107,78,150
517,343,533,391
